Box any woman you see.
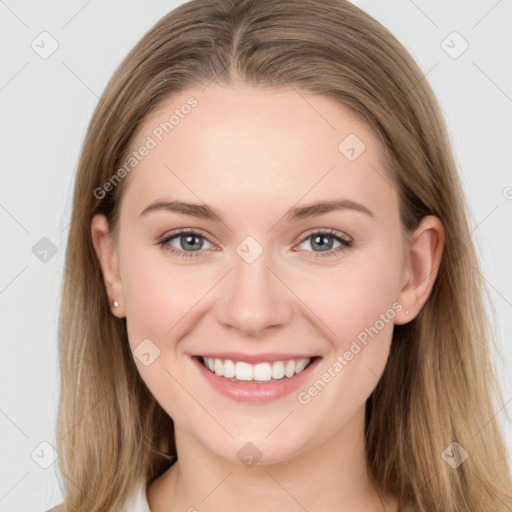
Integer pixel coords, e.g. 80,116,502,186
52,0,512,510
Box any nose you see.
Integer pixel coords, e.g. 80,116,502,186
216,248,294,338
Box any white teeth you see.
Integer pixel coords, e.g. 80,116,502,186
214,359,223,376
223,359,236,378
271,361,285,379
201,357,312,382
235,361,253,381
295,358,309,374
253,362,272,382
284,360,295,378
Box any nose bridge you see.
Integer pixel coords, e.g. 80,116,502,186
216,236,293,336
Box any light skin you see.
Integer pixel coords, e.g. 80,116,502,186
91,84,444,511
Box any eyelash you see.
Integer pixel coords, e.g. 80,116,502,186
157,228,353,260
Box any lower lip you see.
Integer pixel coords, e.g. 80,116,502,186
192,356,321,403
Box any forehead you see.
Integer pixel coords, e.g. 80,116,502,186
119,84,397,222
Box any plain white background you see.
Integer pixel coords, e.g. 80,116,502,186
1,1,511,510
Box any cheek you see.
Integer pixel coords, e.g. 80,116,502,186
290,288,398,444
292,247,402,418
120,245,208,342
119,246,208,421
288,251,402,352
289,247,402,413
120,230,403,359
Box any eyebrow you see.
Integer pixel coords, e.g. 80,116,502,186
139,198,375,222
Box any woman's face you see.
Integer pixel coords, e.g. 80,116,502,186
96,84,413,464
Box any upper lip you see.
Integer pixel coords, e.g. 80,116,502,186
193,352,319,364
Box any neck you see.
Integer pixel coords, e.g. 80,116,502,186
147,405,399,511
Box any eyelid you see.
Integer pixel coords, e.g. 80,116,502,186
297,227,352,244
158,227,216,244
157,228,218,257
158,227,353,259
158,228,352,246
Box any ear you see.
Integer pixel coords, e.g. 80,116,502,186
394,215,445,325
91,214,125,318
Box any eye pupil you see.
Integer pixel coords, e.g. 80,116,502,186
181,234,203,251
311,234,333,252
163,230,348,258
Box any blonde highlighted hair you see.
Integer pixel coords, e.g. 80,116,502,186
55,0,512,510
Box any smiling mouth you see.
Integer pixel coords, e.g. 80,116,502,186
197,355,321,383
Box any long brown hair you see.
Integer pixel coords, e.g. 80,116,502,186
55,0,512,510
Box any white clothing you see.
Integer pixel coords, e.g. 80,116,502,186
124,480,151,511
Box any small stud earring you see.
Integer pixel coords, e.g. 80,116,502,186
405,309,409,315
112,300,119,308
